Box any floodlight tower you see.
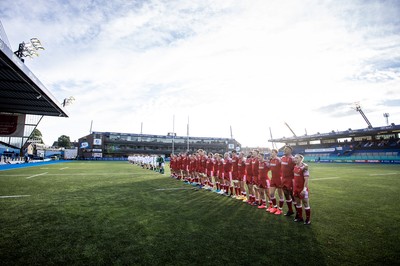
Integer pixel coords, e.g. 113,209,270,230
61,96,75,107
383,113,389,126
353,102,373,129
14,38,45,62
284,122,297,137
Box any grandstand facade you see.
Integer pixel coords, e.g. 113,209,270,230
77,131,241,159
269,124,400,163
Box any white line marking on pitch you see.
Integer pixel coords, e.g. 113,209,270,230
26,172,48,179
59,167,69,170
155,188,194,191
0,195,31,199
369,173,398,176
312,177,341,181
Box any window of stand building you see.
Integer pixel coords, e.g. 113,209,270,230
354,136,372,141
376,134,395,140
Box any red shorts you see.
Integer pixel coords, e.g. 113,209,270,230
232,171,239,181
293,188,309,199
218,171,223,179
282,178,293,190
245,175,254,185
270,177,283,188
223,172,232,181
206,170,213,178
258,178,270,189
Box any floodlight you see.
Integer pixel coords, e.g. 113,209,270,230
13,38,45,62
62,96,76,107
30,38,44,50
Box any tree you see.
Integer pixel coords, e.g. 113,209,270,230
30,128,44,143
57,135,71,148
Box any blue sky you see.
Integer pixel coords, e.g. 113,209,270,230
1,0,400,147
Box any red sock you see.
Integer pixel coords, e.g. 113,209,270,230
279,199,284,208
230,187,234,195
287,200,293,212
271,198,277,206
296,206,303,219
305,207,311,221
216,182,220,190
236,187,240,195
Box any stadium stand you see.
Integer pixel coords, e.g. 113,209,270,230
270,125,400,164
0,23,68,162
77,131,241,160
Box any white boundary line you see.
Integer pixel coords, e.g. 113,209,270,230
26,172,48,179
369,173,398,176
59,167,69,170
155,188,194,191
312,177,341,181
0,172,154,177
0,195,31,199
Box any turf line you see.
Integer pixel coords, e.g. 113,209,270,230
369,172,398,176
312,177,340,180
26,172,48,179
0,195,31,199
154,187,194,191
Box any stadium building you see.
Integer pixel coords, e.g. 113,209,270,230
269,124,400,164
77,131,241,159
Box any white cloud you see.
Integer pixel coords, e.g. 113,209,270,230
1,0,399,147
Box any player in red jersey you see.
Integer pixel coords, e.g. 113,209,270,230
180,153,187,181
257,153,270,209
187,154,195,184
213,154,221,192
231,150,241,198
237,151,247,200
223,152,233,196
169,154,177,178
205,152,214,190
184,153,191,182
293,154,311,225
194,152,201,185
244,151,254,202
281,146,296,216
212,153,220,192
199,150,208,188
217,154,225,194
267,149,285,215
250,149,260,206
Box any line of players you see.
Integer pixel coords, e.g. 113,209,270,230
128,154,165,174
169,146,311,225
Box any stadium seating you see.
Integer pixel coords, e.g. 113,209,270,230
291,140,400,163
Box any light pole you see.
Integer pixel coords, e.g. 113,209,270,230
383,113,389,126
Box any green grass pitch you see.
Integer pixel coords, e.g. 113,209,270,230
0,162,399,265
